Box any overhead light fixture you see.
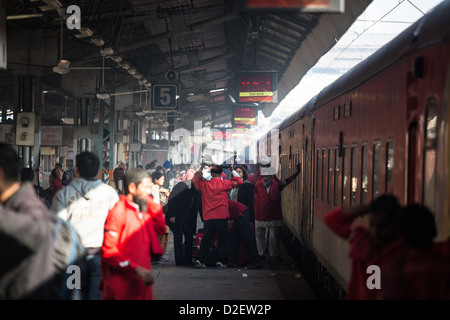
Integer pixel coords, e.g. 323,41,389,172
109,55,123,63
44,0,62,9
97,55,110,99
133,73,143,79
120,62,131,70
91,37,105,46
209,88,226,93
127,68,137,75
100,47,115,56
53,59,71,74
7,13,44,20
75,27,94,38
144,82,151,88
96,88,110,100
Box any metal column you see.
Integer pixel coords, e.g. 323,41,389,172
98,60,115,178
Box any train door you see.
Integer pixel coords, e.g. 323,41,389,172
432,63,450,240
406,121,418,205
422,98,437,212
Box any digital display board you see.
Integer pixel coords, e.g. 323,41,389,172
213,130,232,140
236,72,277,104
237,0,345,12
234,107,256,125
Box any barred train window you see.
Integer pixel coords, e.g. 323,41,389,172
350,145,358,206
342,147,348,206
423,98,437,212
372,141,381,199
361,143,368,204
316,149,320,199
322,149,326,201
328,148,333,204
385,141,394,193
334,147,340,207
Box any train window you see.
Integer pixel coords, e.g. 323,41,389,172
342,146,348,206
334,147,340,207
423,99,437,211
322,148,326,201
361,143,368,204
294,153,298,191
344,102,352,118
316,149,320,199
328,148,333,204
304,138,308,190
372,141,381,199
333,106,340,121
385,141,394,193
350,145,358,206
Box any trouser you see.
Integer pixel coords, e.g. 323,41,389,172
168,220,194,264
72,251,102,300
196,219,228,264
255,220,282,257
228,210,260,265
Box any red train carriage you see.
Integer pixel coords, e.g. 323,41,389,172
259,0,450,296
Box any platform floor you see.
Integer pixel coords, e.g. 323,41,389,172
152,229,317,301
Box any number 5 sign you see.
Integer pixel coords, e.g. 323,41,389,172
152,84,178,110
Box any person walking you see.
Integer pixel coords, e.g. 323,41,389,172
100,168,166,300
151,170,170,264
166,177,201,266
193,164,243,268
162,160,176,192
51,151,119,300
0,144,58,299
20,167,52,209
113,160,127,194
45,167,64,203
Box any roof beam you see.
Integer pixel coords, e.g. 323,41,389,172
118,13,238,53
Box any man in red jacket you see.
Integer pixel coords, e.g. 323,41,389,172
193,164,243,268
253,157,300,261
100,168,166,300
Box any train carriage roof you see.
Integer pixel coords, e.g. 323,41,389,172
278,95,316,131
314,0,450,109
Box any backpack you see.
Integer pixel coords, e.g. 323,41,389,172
50,215,86,299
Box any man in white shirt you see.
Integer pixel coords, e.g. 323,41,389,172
51,151,119,300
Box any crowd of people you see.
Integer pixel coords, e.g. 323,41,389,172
1,141,449,300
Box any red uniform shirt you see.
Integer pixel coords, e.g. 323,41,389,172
100,195,166,300
253,175,285,221
324,208,409,300
228,199,247,221
193,171,243,220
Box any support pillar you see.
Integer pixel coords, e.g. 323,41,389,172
98,60,115,179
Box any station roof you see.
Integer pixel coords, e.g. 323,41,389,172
3,0,372,131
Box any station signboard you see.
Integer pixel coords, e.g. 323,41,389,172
233,106,256,126
236,72,277,104
152,84,178,110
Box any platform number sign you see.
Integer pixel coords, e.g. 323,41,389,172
152,84,178,110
